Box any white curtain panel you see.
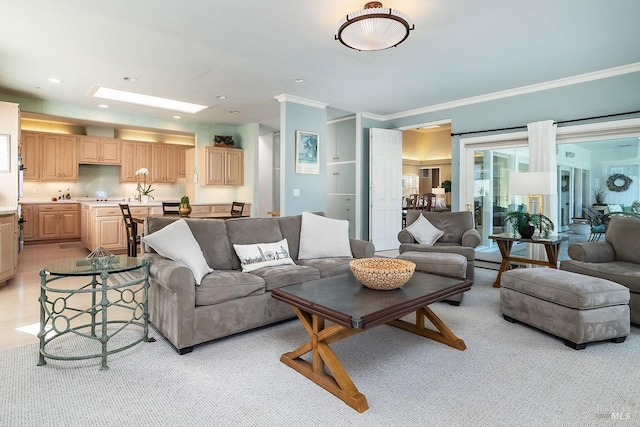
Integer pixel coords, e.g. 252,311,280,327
527,120,558,262
527,120,558,227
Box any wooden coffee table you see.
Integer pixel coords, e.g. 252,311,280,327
271,271,472,412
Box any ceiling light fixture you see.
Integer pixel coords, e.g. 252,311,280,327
97,104,109,108
335,2,414,51
48,78,62,84
216,95,227,100
294,79,305,83
89,85,209,114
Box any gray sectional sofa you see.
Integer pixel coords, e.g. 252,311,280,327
142,214,375,354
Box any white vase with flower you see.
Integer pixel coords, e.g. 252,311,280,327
135,167,154,203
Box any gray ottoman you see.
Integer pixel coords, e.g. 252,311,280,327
500,268,630,349
397,251,468,305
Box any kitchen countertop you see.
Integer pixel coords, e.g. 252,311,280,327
19,199,246,208
0,206,18,215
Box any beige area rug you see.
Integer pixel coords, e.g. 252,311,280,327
1,268,639,427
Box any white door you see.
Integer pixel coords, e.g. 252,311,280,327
369,128,403,251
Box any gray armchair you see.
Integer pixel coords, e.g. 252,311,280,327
560,215,640,325
398,210,481,280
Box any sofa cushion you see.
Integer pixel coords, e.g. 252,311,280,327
233,238,295,272
296,258,353,278
277,214,303,260
606,216,640,265
196,271,266,306
146,217,235,270
226,217,284,270
248,264,321,291
501,268,629,310
298,212,352,259
142,219,212,285
560,260,640,294
405,215,443,245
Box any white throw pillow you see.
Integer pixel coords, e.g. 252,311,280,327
298,212,352,260
142,219,213,285
405,214,444,245
233,238,295,272
607,204,623,213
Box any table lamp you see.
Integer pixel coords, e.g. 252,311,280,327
509,171,554,234
432,187,445,207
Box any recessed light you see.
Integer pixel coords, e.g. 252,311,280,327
216,95,227,100
89,85,209,114
123,76,138,82
173,115,181,119
294,79,305,83
48,78,62,84
229,110,239,114
98,104,109,108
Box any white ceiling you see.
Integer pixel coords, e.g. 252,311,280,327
1,0,639,132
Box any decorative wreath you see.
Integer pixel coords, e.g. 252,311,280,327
606,173,633,192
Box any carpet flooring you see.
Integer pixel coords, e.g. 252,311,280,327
1,268,638,427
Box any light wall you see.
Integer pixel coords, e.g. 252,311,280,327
279,100,327,216
386,71,640,210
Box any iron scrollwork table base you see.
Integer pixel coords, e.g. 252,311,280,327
38,256,154,371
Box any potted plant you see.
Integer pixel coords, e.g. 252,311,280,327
504,211,554,239
179,195,192,217
593,186,607,207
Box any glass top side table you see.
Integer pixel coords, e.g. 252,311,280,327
38,255,153,371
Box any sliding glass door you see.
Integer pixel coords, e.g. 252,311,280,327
460,118,640,252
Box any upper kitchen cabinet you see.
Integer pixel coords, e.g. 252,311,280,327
39,133,78,182
199,146,244,186
176,145,189,178
326,118,356,163
151,143,177,183
78,136,121,165
20,131,40,181
120,140,152,183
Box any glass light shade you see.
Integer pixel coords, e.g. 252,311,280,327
336,4,413,51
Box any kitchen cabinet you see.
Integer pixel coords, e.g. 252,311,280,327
20,204,36,241
326,118,356,162
83,205,153,253
37,204,80,240
0,214,17,286
20,131,40,181
326,117,358,239
151,143,177,183
78,136,121,164
120,140,152,183
176,145,189,178
326,195,356,238
40,134,78,181
199,146,244,186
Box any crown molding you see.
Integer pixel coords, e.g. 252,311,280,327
274,94,328,109
379,62,640,122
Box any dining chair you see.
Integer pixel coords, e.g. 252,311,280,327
162,202,181,215
230,201,245,216
422,193,436,211
119,204,141,257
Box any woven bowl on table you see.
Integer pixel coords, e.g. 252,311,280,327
349,258,416,290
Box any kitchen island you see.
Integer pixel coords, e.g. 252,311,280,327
19,200,250,253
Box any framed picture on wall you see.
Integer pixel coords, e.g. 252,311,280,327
295,130,319,175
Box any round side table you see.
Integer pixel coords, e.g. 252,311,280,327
38,256,152,371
